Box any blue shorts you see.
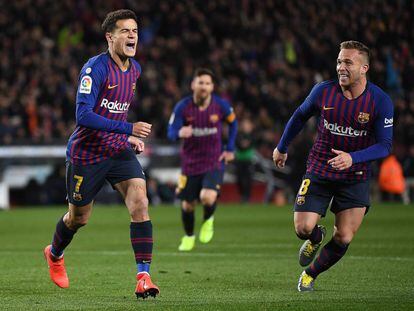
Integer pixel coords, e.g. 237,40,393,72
176,169,224,202
66,148,145,206
294,173,370,217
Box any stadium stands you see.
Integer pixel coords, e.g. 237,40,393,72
1,0,413,205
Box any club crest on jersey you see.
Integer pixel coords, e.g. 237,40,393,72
357,112,370,124
132,83,136,92
210,114,219,123
79,75,92,94
73,192,82,201
296,196,305,205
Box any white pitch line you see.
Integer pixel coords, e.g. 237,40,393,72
2,249,412,262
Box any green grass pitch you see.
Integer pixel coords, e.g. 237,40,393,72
0,203,413,310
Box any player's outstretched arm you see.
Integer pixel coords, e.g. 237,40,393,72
273,148,288,168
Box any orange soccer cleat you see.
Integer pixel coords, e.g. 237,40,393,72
43,245,69,288
135,272,160,299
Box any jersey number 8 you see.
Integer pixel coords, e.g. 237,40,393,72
298,178,311,195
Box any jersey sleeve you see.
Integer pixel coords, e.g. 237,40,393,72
167,101,186,141
277,83,322,153
218,98,238,151
218,98,236,123
76,61,106,107
350,94,393,163
75,59,133,135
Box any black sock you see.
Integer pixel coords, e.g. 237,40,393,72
309,225,323,244
306,238,349,279
51,216,77,257
203,202,216,220
181,209,194,236
130,221,153,268
296,225,322,243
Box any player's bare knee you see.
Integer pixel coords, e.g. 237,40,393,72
127,195,149,222
200,194,216,206
127,195,149,211
182,201,195,212
295,223,314,239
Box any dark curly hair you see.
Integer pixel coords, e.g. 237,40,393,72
101,9,137,33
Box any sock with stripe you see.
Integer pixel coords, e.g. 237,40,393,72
203,202,216,220
181,209,195,236
306,238,349,279
308,225,323,244
51,216,77,258
296,225,322,243
130,221,153,274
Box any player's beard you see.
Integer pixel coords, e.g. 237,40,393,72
194,98,205,106
194,92,209,106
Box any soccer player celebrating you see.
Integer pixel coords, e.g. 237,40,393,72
167,68,238,251
43,10,159,299
273,41,393,291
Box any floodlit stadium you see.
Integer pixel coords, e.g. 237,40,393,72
0,1,413,310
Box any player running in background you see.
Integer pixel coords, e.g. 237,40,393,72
167,68,238,251
273,41,393,291
43,9,159,299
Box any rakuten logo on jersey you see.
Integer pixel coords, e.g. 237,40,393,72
192,127,218,137
323,119,367,137
100,98,130,114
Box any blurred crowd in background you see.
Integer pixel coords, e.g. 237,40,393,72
1,0,413,204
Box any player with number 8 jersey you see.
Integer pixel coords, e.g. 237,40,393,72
273,41,393,292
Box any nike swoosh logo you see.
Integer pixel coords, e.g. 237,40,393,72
142,279,149,290
108,84,118,89
323,106,334,110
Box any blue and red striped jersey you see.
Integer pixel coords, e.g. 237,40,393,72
277,80,393,180
167,95,237,176
67,52,141,165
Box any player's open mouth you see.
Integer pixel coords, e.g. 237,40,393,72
126,42,135,51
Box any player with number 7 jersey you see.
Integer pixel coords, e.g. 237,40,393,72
43,9,159,300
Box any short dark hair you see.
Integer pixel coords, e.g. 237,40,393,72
101,9,137,33
340,40,370,64
193,68,215,83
